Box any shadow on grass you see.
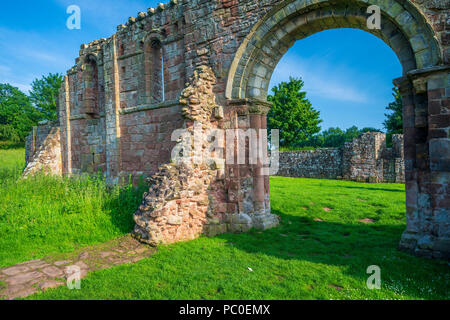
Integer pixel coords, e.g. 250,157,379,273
332,185,405,193
104,177,149,235
0,142,25,150
215,209,449,298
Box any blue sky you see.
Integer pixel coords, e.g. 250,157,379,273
0,1,402,131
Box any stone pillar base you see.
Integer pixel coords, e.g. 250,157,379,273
399,231,450,260
204,213,280,237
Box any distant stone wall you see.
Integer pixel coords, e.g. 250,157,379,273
277,148,343,180
24,122,62,177
277,132,405,183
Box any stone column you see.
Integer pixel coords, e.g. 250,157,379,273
249,112,265,214
104,35,122,183
58,75,72,175
225,99,279,232
397,66,450,260
261,114,271,213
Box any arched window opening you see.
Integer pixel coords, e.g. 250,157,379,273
145,39,165,104
83,56,99,116
118,43,125,56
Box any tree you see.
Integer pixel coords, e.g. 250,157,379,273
299,126,383,149
343,126,361,143
29,73,63,121
0,84,40,142
360,127,382,134
320,127,345,148
383,87,403,136
267,77,322,147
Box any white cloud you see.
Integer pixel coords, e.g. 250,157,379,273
269,55,370,104
9,82,32,94
0,67,34,93
0,28,74,69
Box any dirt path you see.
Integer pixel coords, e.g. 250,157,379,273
0,235,155,300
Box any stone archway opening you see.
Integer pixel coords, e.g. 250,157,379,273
264,27,409,248
225,0,447,259
269,27,406,184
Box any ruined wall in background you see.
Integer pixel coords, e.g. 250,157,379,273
277,132,405,183
23,122,62,177
342,132,387,183
277,148,343,180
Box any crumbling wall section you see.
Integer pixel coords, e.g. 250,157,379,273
23,123,62,177
133,66,228,245
342,132,386,183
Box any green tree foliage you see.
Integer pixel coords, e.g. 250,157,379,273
29,73,63,121
360,127,383,134
300,126,383,149
0,84,40,142
267,77,322,147
383,87,403,135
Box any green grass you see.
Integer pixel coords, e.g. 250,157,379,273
27,179,449,300
1,147,448,299
0,148,146,267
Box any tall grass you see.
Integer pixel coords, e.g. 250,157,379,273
0,148,147,267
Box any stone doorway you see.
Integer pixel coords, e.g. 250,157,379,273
225,1,448,259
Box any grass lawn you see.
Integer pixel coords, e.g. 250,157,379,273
1,147,449,299
0,148,146,268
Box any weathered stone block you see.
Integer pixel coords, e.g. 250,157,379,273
167,215,183,225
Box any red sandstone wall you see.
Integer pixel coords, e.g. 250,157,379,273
119,105,183,180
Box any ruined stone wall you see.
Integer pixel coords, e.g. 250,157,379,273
382,134,405,183
277,133,406,183
25,122,54,164
50,0,448,258
133,66,229,245
277,148,343,179
24,123,62,177
57,0,448,182
59,2,187,182
342,132,386,183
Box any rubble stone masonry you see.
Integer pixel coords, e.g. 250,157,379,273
277,133,405,183
24,0,449,259
24,122,62,177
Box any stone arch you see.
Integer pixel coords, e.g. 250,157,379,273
226,0,442,100
142,33,165,104
224,0,448,259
